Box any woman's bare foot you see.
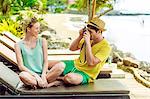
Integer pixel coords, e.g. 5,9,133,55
47,80,63,88
57,76,64,81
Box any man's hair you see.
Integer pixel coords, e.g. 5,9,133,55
87,24,99,32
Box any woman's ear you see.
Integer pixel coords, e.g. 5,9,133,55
26,27,30,33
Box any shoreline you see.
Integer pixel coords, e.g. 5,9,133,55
42,14,150,62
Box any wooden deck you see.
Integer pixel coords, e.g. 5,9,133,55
110,72,150,99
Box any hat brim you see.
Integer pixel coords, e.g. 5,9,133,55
85,22,106,31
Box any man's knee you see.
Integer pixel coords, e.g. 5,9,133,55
64,73,82,85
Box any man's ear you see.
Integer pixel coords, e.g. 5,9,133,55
97,30,102,34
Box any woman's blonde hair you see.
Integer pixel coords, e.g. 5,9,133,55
22,17,38,33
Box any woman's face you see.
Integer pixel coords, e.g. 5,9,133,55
28,22,40,38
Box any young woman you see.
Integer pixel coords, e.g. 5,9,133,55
14,17,64,88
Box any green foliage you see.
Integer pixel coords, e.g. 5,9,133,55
69,0,113,15
0,8,48,38
0,18,24,38
0,0,47,16
47,0,67,13
0,0,12,15
16,10,48,33
96,0,113,11
41,0,48,9
11,0,42,14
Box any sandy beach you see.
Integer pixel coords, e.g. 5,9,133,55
42,14,150,62
43,14,87,40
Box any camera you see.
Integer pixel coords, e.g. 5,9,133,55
83,26,87,34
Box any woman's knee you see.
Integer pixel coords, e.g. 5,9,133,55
54,62,65,73
19,71,28,79
19,71,37,85
48,61,60,68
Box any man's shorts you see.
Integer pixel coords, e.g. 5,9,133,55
62,60,90,84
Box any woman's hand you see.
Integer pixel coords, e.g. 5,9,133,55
32,73,44,88
41,74,48,88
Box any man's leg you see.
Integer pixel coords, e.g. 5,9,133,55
63,73,83,85
46,62,65,83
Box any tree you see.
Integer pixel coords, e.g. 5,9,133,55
0,0,11,15
47,0,67,13
70,0,113,20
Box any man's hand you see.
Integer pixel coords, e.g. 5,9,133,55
83,30,91,44
79,28,85,38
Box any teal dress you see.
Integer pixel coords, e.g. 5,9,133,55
19,37,44,74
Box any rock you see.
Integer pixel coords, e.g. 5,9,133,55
40,23,56,34
47,41,69,49
123,57,140,68
139,61,150,73
112,52,123,63
123,52,136,59
40,31,52,39
117,61,123,66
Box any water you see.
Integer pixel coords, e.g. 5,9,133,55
102,16,150,62
67,15,150,62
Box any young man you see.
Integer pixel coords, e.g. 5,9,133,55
47,17,111,85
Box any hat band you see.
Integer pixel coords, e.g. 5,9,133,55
90,22,99,28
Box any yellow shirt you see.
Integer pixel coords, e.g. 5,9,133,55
74,38,111,82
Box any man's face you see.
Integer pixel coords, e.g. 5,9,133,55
87,27,100,40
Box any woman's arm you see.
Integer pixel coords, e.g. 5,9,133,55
14,43,36,74
41,38,48,87
41,38,48,77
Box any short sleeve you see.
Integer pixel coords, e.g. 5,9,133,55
78,38,84,49
95,46,111,62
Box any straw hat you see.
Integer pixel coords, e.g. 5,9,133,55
86,17,106,31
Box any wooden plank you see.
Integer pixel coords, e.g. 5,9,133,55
48,49,80,55
0,34,79,55
18,79,129,95
0,62,130,96
2,31,20,43
48,55,79,61
0,43,17,66
0,42,112,75
0,36,15,51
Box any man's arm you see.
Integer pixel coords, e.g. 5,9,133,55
85,41,100,66
83,31,100,66
69,29,84,51
69,36,82,51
